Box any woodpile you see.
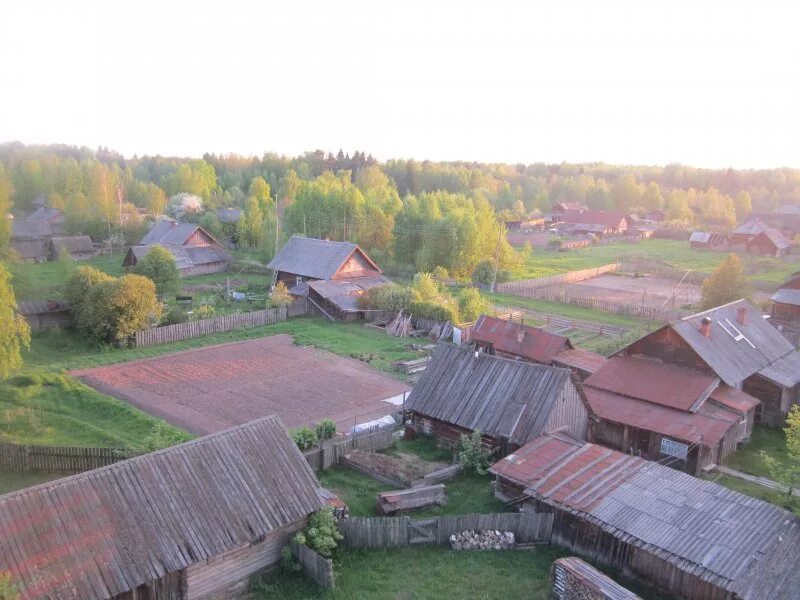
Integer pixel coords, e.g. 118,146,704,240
449,530,516,551
386,312,413,337
376,484,448,515
428,322,453,342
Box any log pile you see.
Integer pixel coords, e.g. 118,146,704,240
449,530,516,551
386,312,413,337
428,322,453,342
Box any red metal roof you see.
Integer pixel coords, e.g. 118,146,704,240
553,348,607,374
585,356,718,412
472,315,570,364
709,385,760,414
585,388,733,445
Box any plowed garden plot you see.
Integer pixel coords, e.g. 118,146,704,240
72,334,410,435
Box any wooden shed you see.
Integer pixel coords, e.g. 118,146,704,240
17,300,72,331
50,235,96,260
490,433,800,600
405,344,590,454
0,415,323,600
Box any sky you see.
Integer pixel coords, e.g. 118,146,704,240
1,1,799,169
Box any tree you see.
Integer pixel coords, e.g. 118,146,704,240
0,166,12,255
0,264,31,378
458,430,491,475
166,193,203,219
700,254,749,309
472,258,496,285
146,183,167,217
248,176,271,208
269,280,293,308
611,174,642,213
65,266,115,333
733,191,753,223
761,406,800,499
457,287,493,322
131,245,179,296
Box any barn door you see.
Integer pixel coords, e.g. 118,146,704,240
408,518,438,544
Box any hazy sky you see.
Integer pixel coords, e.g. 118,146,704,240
1,1,798,168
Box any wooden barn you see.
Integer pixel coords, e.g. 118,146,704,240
471,315,606,380
559,209,630,238
746,227,791,257
490,433,800,600
17,300,72,331
0,415,323,600
25,205,66,235
404,344,590,453
10,219,50,262
50,235,96,260
616,300,800,427
583,356,758,474
123,221,231,277
268,236,389,321
689,231,729,251
770,271,800,344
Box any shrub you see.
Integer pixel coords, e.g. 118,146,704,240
457,287,493,323
131,245,179,296
548,238,563,249
143,421,192,451
294,507,343,558
0,571,19,600
432,266,449,281
458,429,491,475
360,283,413,312
279,545,301,573
410,301,459,324
291,426,318,450
269,280,293,308
472,259,496,285
193,304,215,320
316,419,337,440
161,307,188,326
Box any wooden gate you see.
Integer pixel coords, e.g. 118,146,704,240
408,518,438,544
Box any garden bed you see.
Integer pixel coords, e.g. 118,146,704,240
341,449,449,487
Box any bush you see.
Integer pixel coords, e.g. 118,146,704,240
269,280,293,308
0,571,19,600
316,419,337,440
495,269,512,284
548,238,563,249
291,426,318,450
131,245,179,297
161,307,188,326
457,287,493,323
280,545,301,573
294,507,343,558
432,266,449,281
472,259,496,285
360,283,413,312
193,304,215,320
143,421,191,452
458,429,491,475
410,301,459,324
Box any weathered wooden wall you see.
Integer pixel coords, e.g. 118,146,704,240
544,379,589,442
302,424,396,472
178,261,229,278
0,442,136,474
135,305,291,347
291,541,335,589
338,513,554,549
551,557,641,600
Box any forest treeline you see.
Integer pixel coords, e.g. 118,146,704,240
2,142,800,275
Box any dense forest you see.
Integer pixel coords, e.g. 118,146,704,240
2,142,800,275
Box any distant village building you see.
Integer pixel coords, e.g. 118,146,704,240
25,205,66,235
49,235,96,260
731,218,792,255
689,231,730,251
615,300,800,427
489,432,800,600
0,415,324,600
215,207,242,224
471,315,606,380
9,219,50,262
17,300,72,331
123,221,231,277
549,209,630,238
746,205,800,240
770,271,800,345
268,236,389,321
405,344,589,452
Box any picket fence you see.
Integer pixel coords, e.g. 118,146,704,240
338,512,554,548
302,424,396,472
520,288,689,322
496,263,620,294
0,442,136,474
135,305,290,347
292,541,334,589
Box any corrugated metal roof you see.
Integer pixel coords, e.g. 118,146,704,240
0,415,323,600
585,388,732,445
406,344,576,446
672,300,794,386
585,356,719,412
552,348,607,374
690,231,711,243
708,385,760,413
307,276,389,311
495,434,800,599
758,226,792,250
771,288,800,306
472,315,571,364
267,236,381,280
758,352,800,387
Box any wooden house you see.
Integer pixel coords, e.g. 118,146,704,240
489,433,800,600
559,210,630,238
583,355,758,474
615,300,800,427
268,236,389,321
746,227,791,257
123,221,231,277
50,235,96,260
746,207,800,239
0,415,323,600
689,231,729,251
471,315,606,381
770,271,800,345
10,219,50,262
404,344,590,453
17,300,72,331
25,205,66,235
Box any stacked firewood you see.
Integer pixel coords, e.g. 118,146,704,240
386,312,413,337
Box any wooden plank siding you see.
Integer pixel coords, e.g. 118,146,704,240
0,442,135,474
291,541,334,589
544,379,589,442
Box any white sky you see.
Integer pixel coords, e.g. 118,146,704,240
1,1,799,168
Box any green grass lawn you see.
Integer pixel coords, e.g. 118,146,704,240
380,435,455,463
0,371,192,449
0,471,62,495
725,425,791,478
317,467,394,516
714,475,800,516
9,254,124,300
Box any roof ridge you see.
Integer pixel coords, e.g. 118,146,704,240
678,298,748,321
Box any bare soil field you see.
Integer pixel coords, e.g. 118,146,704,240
345,450,449,484
542,273,703,309
72,334,410,435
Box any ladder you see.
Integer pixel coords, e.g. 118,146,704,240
269,269,278,291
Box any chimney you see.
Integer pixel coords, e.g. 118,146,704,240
737,306,748,326
700,316,712,338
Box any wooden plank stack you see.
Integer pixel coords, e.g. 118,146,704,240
376,484,448,516
386,312,414,337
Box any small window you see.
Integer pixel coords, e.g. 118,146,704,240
296,276,304,285
738,416,748,439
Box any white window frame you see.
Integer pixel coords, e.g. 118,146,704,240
660,437,689,460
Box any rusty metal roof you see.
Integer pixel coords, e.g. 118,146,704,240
267,236,381,280
552,348,607,374
585,356,719,412
0,415,323,600
472,315,571,364
708,385,760,413
492,434,800,599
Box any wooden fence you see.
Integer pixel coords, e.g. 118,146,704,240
0,442,136,474
291,541,334,589
493,305,628,337
135,305,290,347
338,512,554,548
303,424,396,472
496,263,620,294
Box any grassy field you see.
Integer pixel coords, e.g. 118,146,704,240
0,471,62,495
9,254,124,299
715,475,800,516
725,426,790,478
0,371,192,448
513,238,799,284
489,292,649,328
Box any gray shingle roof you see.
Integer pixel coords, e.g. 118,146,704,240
406,344,573,445
672,300,795,386
758,351,800,387
11,219,51,239
307,275,389,311
50,236,94,254
267,236,380,280
139,221,201,245
0,415,323,599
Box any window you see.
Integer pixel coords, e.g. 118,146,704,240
738,416,748,439
296,276,304,286
660,438,688,460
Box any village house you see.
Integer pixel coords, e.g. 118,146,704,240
17,300,72,331
615,300,800,427
770,271,800,344
123,221,231,277
49,235,96,260
268,236,389,321
556,209,630,238
689,231,730,251
731,218,792,256
404,344,590,453
25,205,66,235
583,355,759,474
471,315,606,381
0,415,323,600
489,432,800,600
9,219,50,262
746,205,800,240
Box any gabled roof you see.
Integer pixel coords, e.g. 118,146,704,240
139,221,213,246
50,235,94,254
552,348,607,374
585,356,719,412
671,300,795,386
26,206,64,222
17,300,70,315
749,227,791,251
127,243,230,270
471,315,571,364
267,236,381,280
758,352,800,388
553,202,587,212
307,275,389,311
771,288,800,307
0,415,323,600
491,434,800,599
561,210,628,228
405,344,577,446
11,219,51,239
732,218,767,236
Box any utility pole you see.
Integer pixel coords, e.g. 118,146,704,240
275,195,280,257
490,226,503,293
